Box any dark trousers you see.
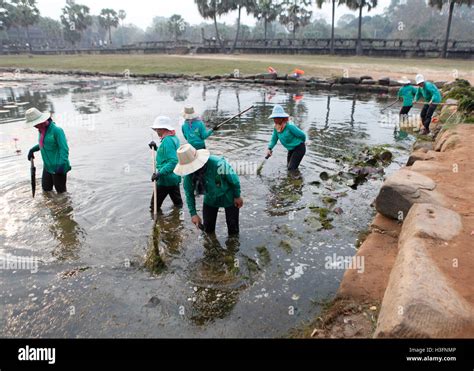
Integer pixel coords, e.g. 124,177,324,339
399,106,412,115
150,185,183,212
203,203,239,236
42,168,67,193
420,104,438,131
287,142,306,171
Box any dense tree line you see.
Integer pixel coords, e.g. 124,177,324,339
0,0,472,57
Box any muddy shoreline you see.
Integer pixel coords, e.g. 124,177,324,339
293,119,474,338
0,66,432,96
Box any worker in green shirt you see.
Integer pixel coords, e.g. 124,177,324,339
397,77,417,116
414,74,442,135
148,116,183,212
266,105,306,171
174,144,243,236
181,106,213,150
26,108,71,193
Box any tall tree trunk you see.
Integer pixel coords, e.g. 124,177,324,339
356,5,363,56
109,27,112,45
213,14,225,52
330,0,335,54
231,5,242,53
264,18,268,41
26,25,32,52
442,1,455,59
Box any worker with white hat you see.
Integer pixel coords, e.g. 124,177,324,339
266,105,306,171
174,144,243,236
397,77,417,117
181,106,213,150
148,116,182,212
414,74,442,135
26,107,71,193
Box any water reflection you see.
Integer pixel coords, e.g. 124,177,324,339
188,234,258,325
43,193,85,261
145,208,184,274
266,172,305,216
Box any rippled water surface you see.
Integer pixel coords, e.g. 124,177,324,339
0,77,415,337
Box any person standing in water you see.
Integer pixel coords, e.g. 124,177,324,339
174,144,243,236
181,106,213,150
396,77,418,128
266,105,306,171
414,74,442,135
148,116,183,212
26,108,71,193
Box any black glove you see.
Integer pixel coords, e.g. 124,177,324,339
151,172,160,182
27,148,35,161
148,141,157,151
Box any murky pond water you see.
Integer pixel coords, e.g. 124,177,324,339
0,76,415,337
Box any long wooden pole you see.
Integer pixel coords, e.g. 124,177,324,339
213,105,254,130
152,148,157,221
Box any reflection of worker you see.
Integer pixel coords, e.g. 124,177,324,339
414,74,442,135
174,144,243,236
266,105,306,171
148,116,183,213
181,106,213,150
26,108,71,193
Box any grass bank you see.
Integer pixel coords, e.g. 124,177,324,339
0,54,472,82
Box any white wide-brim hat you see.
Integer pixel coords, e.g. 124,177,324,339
174,143,210,176
183,106,199,120
151,116,175,131
25,107,51,127
415,74,425,85
398,76,411,85
268,104,290,119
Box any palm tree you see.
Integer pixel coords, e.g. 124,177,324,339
280,0,313,40
226,0,256,53
316,0,338,54
253,0,282,41
118,9,126,46
428,0,473,58
98,8,119,45
167,14,186,42
195,0,226,51
10,0,40,52
0,0,14,31
60,2,92,48
340,0,377,55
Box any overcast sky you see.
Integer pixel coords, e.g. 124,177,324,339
37,0,392,29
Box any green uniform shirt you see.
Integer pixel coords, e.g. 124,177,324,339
398,85,418,107
268,122,306,151
30,122,71,174
183,155,241,216
156,135,181,187
181,119,213,150
415,81,442,104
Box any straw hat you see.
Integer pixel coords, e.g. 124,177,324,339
174,144,210,176
183,106,199,120
268,105,289,119
398,76,411,85
25,108,50,127
151,116,175,131
415,74,425,85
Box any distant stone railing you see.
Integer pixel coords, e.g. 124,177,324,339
1,37,472,59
